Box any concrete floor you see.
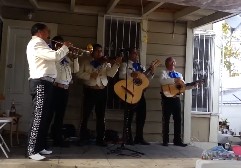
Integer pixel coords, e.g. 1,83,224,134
0,141,204,168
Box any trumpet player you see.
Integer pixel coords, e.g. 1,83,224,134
49,35,79,148
26,23,72,161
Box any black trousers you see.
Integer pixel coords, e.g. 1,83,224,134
51,86,69,144
161,94,182,143
27,79,54,156
80,86,107,142
125,93,146,141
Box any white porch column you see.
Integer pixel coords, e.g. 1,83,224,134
183,23,193,143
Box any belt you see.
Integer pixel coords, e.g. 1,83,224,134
86,85,105,90
40,76,55,83
54,82,69,89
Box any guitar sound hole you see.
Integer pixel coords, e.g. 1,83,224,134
133,78,142,86
176,85,182,90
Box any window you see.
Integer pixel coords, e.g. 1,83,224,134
104,16,141,109
192,33,215,112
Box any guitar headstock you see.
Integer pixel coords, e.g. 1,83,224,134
196,79,205,85
150,59,161,69
193,79,205,87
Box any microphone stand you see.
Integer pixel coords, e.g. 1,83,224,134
107,50,144,157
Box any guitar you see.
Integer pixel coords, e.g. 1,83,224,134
114,59,161,104
161,79,204,97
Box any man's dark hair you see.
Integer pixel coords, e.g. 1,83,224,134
165,57,173,67
92,44,102,51
51,35,64,50
31,23,47,36
129,47,138,55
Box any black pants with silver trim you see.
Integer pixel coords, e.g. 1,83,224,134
27,79,54,156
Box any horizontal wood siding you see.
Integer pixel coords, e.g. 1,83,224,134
145,20,187,141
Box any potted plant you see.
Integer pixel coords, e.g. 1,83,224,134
220,118,229,129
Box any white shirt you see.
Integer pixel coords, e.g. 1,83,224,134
55,57,79,85
160,69,193,90
119,60,155,80
77,57,119,87
27,36,69,79
159,69,183,85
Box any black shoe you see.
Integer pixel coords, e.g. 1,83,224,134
96,141,107,147
174,142,187,147
134,139,150,145
162,142,168,146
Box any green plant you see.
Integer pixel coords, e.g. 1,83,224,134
220,118,229,126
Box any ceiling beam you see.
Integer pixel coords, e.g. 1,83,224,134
39,2,69,12
70,0,76,12
29,0,39,9
1,0,32,8
70,0,75,12
142,2,165,17
33,1,106,14
74,5,105,15
174,6,200,20
190,11,235,28
106,0,120,14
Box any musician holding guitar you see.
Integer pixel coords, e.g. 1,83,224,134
160,57,200,147
118,48,158,145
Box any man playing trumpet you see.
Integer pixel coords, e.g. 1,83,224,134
26,23,72,161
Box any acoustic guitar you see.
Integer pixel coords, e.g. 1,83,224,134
114,59,161,104
161,79,204,97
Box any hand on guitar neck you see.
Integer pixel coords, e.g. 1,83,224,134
162,79,205,97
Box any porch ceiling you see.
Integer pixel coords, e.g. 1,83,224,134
0,0,241,28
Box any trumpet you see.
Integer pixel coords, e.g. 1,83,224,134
51,40,91,57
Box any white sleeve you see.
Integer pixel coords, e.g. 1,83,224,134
119,62,133,79
35,41,69,61
119,62,127,79
72,58,79,73
106,63,120,78
76,60,91,80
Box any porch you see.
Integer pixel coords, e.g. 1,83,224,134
0,142,203,168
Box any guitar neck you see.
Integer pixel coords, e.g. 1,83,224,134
144,67,152,76
143,61,158,76
185,82,196,87
185,79,204,87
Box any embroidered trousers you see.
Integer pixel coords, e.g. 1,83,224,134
27,79,54,156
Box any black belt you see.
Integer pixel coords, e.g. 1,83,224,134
40,76,55,83
53,82,69,89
